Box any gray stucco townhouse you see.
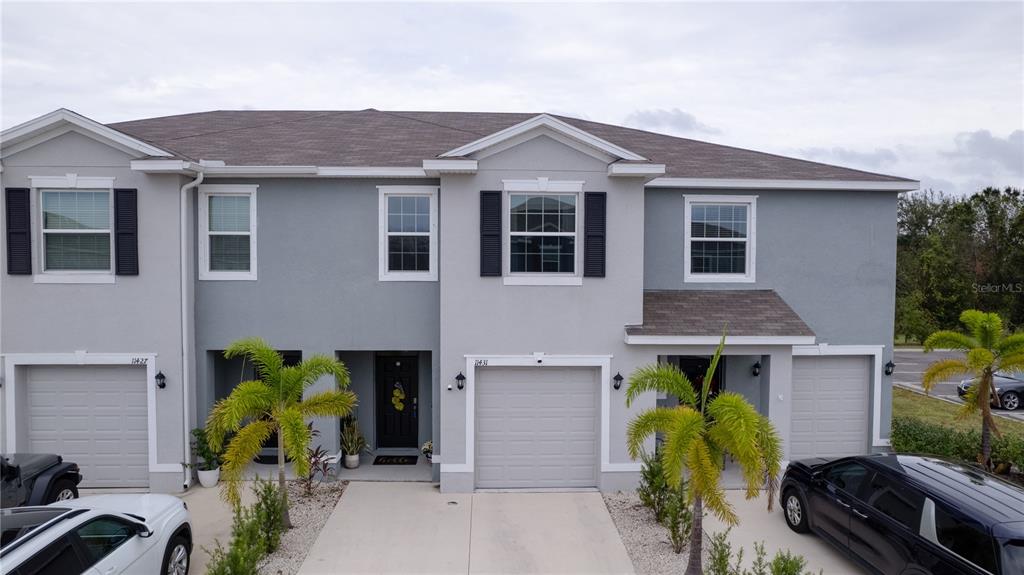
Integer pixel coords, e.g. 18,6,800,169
0,108,918,493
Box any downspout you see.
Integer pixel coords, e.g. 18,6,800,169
180,168,204,489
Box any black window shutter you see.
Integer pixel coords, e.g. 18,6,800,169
584,192,607,277
480,191,502,276
5,188,32,274
114,188,139,275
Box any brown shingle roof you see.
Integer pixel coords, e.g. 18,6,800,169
626,290,815,338
107,109,913,182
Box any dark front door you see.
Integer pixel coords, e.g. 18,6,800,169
376,355,418,448
678,356,723,400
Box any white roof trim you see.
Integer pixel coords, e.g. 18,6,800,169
439,114,647,161
422,159,478,175
317,166,427,178
624,334,816,346
608,163,666,177
130,160,201,173
0,108,173,158
646,177,919,191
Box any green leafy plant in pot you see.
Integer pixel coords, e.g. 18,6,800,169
191,427,224,487
340,421,369,469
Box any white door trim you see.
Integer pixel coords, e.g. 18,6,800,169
791,344,889,448
442,354,637,475
2,352,179,475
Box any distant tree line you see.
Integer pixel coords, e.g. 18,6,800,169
896,187,1024,343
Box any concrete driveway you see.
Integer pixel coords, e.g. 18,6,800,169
704,491,865,574
298,482,635,574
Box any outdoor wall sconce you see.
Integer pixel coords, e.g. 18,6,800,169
751,362,761,377
455,372,466,390
155,371,166,389
884,361,895,376
613,372,624,390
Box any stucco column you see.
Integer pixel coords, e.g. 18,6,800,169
766,348,794,461
304,346,341,454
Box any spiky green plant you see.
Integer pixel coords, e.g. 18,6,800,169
922,310,1024,468
206,337,357,528
625,333,782,575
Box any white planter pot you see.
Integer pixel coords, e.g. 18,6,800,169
197,467,220,488
344,454,360,469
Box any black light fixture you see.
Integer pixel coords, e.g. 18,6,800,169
612,372,624,390
884,361,895,376
155,371,166,389
751,361,761,377
455,372,466,390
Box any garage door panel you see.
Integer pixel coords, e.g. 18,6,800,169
26,365,149,488
790,357,870,460
476,366,599,489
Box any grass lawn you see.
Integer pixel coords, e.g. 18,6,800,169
893,386,1024,437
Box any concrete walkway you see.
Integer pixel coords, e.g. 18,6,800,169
704,491,864,574
298,482,635,574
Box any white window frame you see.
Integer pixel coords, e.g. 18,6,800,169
31,175,117,284
683,194,757,283
377,186,439,282
502,178,584,287
198,184,258,281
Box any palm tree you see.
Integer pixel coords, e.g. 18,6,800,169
206,337,357,528
922,310,1024,468
625,335,782,575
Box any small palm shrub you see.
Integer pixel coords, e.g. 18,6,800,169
252,478,284,553
191,427,224,471
662,482,693,554
341,421,368,456
637,448,669,520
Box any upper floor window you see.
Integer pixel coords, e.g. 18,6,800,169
199,184,257,280
684,195,756,283
501,178,584,286
378,186,438,281
40,189,112,273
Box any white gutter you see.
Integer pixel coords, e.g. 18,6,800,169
180,169,204,489
645,177,919,192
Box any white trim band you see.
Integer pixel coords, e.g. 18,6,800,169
647,177,919,191
625,334,816,345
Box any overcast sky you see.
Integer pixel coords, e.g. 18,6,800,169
2,1,1022,194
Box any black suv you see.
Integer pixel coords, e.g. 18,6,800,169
1,454,82,508
780,454,1024,575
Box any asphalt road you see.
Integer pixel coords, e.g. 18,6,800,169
893,348,1024,423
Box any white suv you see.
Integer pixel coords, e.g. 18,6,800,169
0,494,192,575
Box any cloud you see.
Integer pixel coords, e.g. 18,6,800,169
798,146,900,169
624,108,720,136
945,129,1023,175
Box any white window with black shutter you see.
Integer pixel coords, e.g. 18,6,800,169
199,184,258,281
13,175,136,284
683,194,757,283
501,179,588,286
378,185,438,282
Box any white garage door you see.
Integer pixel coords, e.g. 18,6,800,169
476,366,599,489
791,356,870,459
26,365,149,488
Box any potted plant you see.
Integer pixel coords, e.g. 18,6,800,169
340,421,368,469
191,427,223,487
421,440,433,462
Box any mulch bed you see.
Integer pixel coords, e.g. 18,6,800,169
257,480,346,575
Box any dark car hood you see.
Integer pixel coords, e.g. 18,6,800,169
3,454,61,479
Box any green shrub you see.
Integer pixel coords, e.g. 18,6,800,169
637,448,669,520
205,505,262,575
891,416,1024,473
661,481,692,554
706,531,817,575
769,550,808,575
252,477,284,553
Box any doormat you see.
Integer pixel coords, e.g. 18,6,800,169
373,455,418,466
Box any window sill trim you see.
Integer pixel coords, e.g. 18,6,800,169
683,274,756,284
503,275,583,287
379,272,438,282
199,272,258,281
33,274,116,284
